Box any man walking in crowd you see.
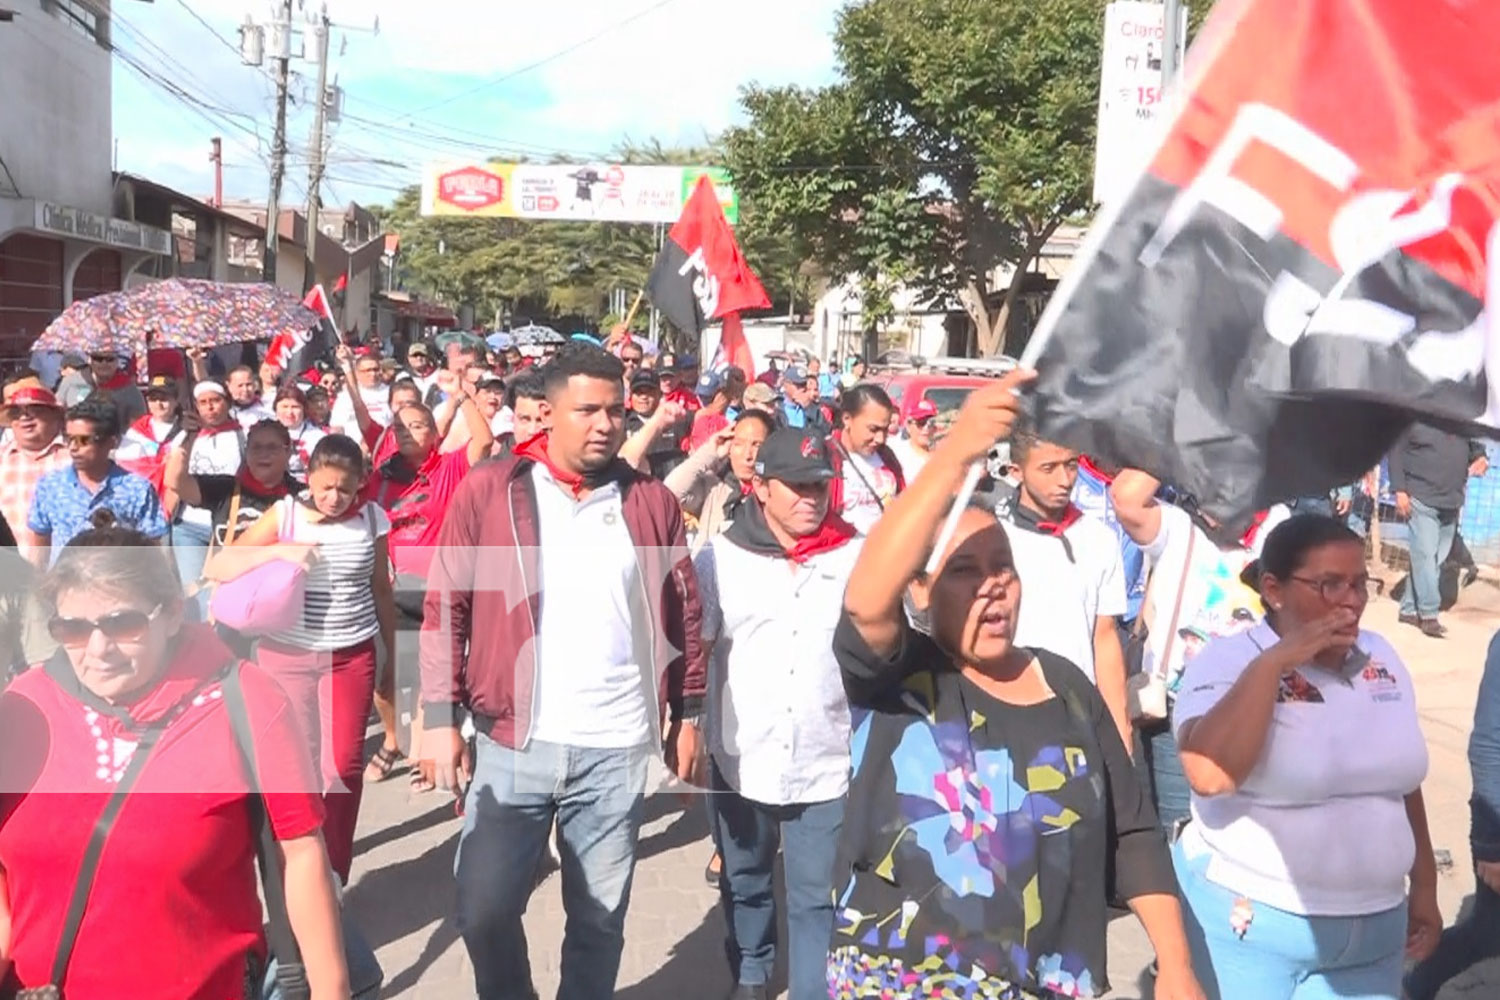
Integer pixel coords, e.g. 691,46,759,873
497,370,549,453
998,422,1132,752
625,371,689,478
404,341,441,397
332,351,393,439
27,397,167,566
689,370,733,451
1389,421,1488,638
0,379,69,563
779,364,832,433
56,350,147,425
421,342,705,1000
694,427,859,1000
888,398,939,480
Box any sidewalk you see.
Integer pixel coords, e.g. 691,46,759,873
343,588,1500,999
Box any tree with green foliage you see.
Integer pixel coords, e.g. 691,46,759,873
724,0,1109,357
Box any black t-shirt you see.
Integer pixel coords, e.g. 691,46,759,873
828,610,1172,998
626,410,687,479
194,474,304,546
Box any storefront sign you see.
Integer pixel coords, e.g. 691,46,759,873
1093,1,1189,207
421,162,739,224
33,202,172,255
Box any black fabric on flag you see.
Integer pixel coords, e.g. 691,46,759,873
645,238,704,338
1029,173,1488,537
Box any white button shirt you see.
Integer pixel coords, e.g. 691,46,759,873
695,533,862,806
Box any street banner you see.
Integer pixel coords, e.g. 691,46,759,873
646,176,768,339
420,162,739,224
1093,1,1188,206
1026,0,1500,535
267,284,338,377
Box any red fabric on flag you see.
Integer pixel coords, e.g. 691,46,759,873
716,313,755,375
266,286,334,371
664,176,770,320
332,274,348,294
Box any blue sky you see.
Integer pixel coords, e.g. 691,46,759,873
109,0,844,208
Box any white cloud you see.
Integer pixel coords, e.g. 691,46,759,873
111,0,842,202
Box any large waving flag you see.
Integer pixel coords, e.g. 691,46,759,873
266,284,339,378
1025,0,1500,534
646,175,769,342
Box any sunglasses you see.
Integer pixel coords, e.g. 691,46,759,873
910,416,934,428
89,355,118,364
66,433,104,448
48,605,162,647
10,405,53,421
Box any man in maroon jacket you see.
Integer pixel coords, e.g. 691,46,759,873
420,341,707,1000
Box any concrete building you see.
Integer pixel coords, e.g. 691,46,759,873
0,0,172,360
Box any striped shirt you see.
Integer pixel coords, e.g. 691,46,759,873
270,496,389,652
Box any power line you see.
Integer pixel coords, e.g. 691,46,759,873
168,0,245,60
356,0,683,122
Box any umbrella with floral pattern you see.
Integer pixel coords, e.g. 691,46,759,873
34,278,320,359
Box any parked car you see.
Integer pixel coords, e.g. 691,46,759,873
868,355,1019,478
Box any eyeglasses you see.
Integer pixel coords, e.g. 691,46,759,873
1289,574,1371,603
65,433,104,448
910,416,934,428
10,406,53,421
89,355,117,364
48,605,162,647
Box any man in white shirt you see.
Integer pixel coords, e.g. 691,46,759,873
329,352,392,439
694,428,859,1000
1000,422,1132,752
888,397,938,481
403,340,441,397
225,365,273,429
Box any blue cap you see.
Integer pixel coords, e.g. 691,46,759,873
695,370,725,399
781,363,809,384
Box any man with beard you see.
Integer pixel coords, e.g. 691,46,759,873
421,342,706,1000
56,351,147,426
693,427,859,1000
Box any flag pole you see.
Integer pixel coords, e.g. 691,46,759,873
620,289,645,330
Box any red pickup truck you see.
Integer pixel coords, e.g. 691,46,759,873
869,356,1018,429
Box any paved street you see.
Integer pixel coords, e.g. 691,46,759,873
345,584,1500,999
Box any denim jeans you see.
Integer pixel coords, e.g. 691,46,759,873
1174,838,1407,1000
1400,498,1458,619
262,909,383,999
709,761,844,999
1405,873,1500,1000
1139,720,1192,835
171,518,213,620
454,734,650,1000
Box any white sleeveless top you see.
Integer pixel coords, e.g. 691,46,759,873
269,495,389,651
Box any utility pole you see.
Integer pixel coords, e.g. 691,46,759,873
1161,0,1184,93
209,137,222,208
303,3,331,295
262,0,294,285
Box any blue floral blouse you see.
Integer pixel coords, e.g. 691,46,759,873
829,612,1174,999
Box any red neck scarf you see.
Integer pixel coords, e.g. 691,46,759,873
1241,510,1270,550
787,513,858,563
236,467,290,500
1012,500,1084,537
515,432,594,498
1078,454,1113,484
99,371,132,391
199,420,239,438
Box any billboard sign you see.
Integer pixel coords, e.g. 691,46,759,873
421,162,740,224
1093,1,1188,207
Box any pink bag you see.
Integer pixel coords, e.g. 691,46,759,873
209,495,308,635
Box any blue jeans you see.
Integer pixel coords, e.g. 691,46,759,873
710,761,844,999
1400,498,1458,619
1140,720,1192,835
171,518,212,619
1174,838,1407,1000
262,910,383,999
455,734,650,1000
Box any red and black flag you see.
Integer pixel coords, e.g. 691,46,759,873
266,284,339,379
646,175,769,338
1025,0,1500,534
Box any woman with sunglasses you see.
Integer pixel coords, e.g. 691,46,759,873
1170,515,1439,999
830,374,1202,999
0,512,349,999
888,398,940,480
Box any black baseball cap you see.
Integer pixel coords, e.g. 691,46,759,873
630,371,660,393
754,428,836,485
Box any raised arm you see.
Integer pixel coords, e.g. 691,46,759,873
844,370,1035,659
1110,469,1164,548
619,400,685,474
664,428,733,515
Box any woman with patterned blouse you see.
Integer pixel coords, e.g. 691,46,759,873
830,372,1203,1000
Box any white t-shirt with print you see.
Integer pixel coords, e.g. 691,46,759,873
839,450,899,535
1173,621,1428,916
1006,512,1126,682
1142,503,1289,692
